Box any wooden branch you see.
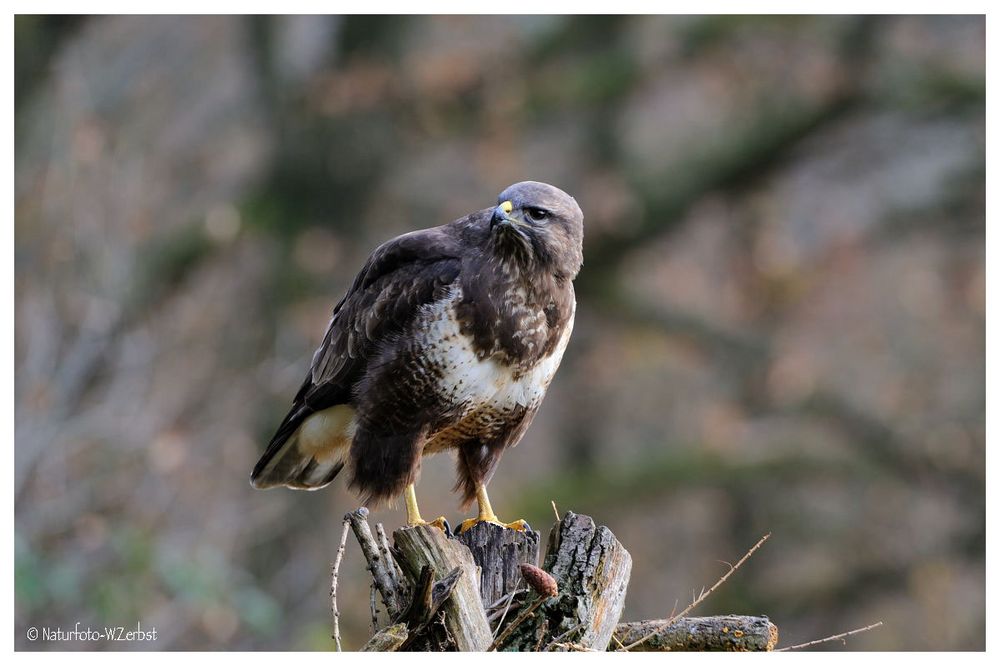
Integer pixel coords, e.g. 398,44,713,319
330,516,350,651
454,521,539,608
614,615,778,651
392,525,493,651
376,522,406,584
359,623,409,652
345,508,407,619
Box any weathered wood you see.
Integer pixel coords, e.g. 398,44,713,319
396,566,465,650
397,565,462,626
347,510,778,652
454,522,540,608
398,564,436,627
495,512,632,651
614,615,778,651
488,566,558,652
376,522,406,585
360,623,409,651
393,525,493,651
346,508,407,618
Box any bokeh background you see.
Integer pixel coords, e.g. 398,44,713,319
14,15,984,651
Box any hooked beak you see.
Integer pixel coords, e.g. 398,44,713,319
491,200,516,230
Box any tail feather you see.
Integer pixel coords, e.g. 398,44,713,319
251,430,345,490
252,404,356,491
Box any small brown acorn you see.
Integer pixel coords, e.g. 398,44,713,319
519,563,558,598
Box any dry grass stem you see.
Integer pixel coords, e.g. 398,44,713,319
549,642,598,651
487,589,521,619
492,586,524,639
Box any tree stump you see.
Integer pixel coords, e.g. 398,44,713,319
343,509,778,651
392,525,493,651
454,522,540,608
493,512,632,651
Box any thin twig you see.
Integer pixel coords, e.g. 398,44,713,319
619,533,771,651
492,586,524,638
549,642,597,651
486,589,522,617
375,522,392,550
369,584,379,633
376,522,402,584
330,517,351,651
488,600,524,625
776,621,884,651
489,596,547,651
543,622,584,651
550,500,560,522
534,619,549,652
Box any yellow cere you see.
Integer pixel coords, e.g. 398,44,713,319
501,200,513,214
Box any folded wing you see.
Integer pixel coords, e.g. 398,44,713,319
251,226,463,489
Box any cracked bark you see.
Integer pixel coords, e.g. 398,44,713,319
495,512,632,651
614,615,779,651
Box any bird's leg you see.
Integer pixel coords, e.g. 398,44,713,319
458,484,529,533
403,484,449,532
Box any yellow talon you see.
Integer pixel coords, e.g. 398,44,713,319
458,517,528,533
412,516,450,531
457,485,529,533
403,484,448,532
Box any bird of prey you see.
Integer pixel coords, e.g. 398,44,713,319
251,181,583,532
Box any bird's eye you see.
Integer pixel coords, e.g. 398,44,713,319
525,207,550,222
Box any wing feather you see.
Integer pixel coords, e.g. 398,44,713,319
251,225,463,488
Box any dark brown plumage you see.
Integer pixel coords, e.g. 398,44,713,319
251,181,583,526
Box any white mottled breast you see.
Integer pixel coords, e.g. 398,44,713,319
420,285,575,424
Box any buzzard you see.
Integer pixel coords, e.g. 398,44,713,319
251,181,583,532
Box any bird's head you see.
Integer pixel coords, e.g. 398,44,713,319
488,181,584,279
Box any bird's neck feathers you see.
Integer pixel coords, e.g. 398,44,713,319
489,224,537,271
487,225,582,284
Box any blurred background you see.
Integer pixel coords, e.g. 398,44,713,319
14,15,984,651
